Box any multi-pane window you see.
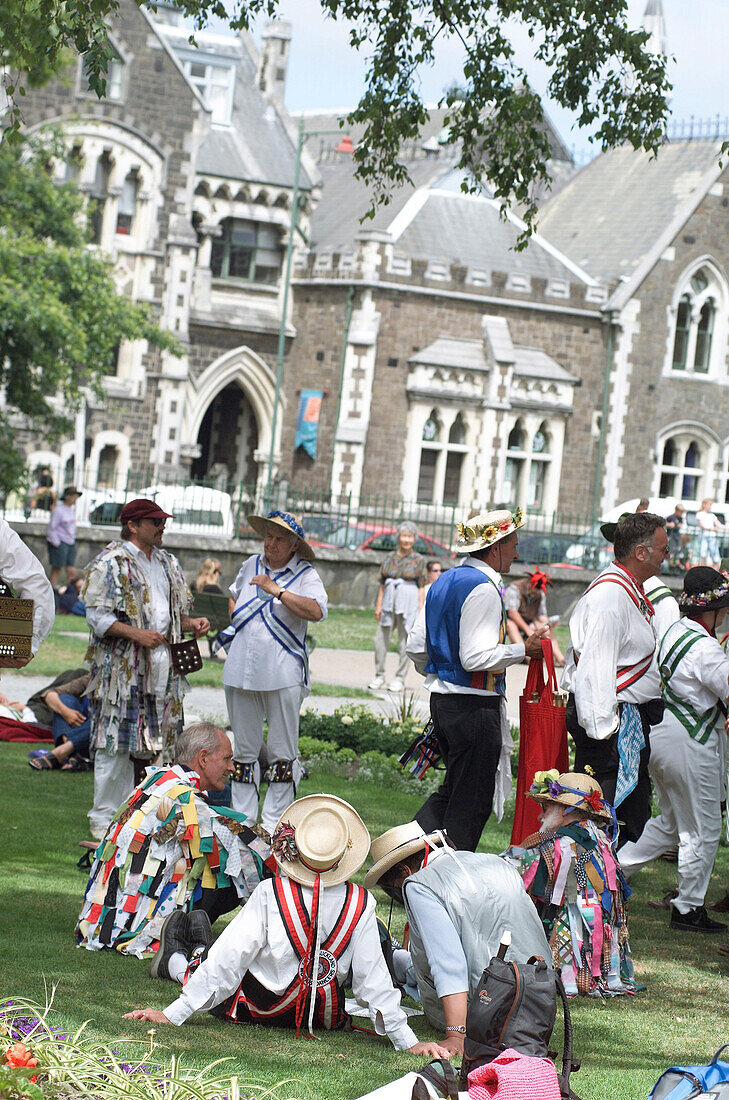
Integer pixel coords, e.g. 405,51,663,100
88,152,112,244
183,59,234,125
79,51,124,100
116,171,138,235
658,437,704,499
502,419,552,512
210,219,282,284
670,265,724,377
416,410,468,505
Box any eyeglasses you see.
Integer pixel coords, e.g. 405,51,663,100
148,517,165,528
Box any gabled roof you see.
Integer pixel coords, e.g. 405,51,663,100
154,23,312,190
536,139,725,296
408,336,577,382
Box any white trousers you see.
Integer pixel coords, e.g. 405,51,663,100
88,751,135,839
224,683,305,832
619,713,723,913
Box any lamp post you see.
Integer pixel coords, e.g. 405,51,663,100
264,116,351,506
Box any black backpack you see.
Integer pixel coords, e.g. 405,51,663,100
458,956,582,1099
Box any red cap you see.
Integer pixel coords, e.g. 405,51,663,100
119,498,173,524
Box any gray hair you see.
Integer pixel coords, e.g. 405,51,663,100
397,520,418,536
174,722,225,765
265,520,299,548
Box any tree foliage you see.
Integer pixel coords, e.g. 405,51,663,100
2,0,670,246
0,132,179,494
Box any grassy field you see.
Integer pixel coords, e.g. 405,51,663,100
3,736,729,1100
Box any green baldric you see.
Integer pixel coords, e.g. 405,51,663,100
658,626,725,744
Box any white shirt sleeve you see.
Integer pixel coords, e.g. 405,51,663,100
459,584,525,671
572,607,623,740
296,565,328,619
163,889,269,1025
0,520,55,653
698,645,729,703
406,605,428,675
348,895,418,1050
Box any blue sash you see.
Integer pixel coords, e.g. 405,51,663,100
213,556,313,687
614,702,644,807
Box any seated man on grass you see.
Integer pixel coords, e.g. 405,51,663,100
77,723,272,958
124,794,449,1061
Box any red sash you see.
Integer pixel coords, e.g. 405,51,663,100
225,877,366,1031
578,569,655,692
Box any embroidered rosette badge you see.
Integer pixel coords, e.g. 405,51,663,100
299,948,338,988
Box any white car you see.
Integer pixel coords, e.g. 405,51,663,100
81,484,235,538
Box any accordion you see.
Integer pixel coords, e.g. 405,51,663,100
0,596,34,659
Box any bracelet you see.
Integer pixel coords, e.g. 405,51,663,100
445,1025,466,1034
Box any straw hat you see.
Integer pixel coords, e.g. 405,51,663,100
455,507,525,554
528,770,611,823
271,794,370,887
364,821,445,890
247,509,315,560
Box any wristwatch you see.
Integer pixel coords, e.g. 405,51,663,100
445,1025,466,1034
275,587,283,600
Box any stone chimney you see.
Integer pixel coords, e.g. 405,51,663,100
257,20,292,106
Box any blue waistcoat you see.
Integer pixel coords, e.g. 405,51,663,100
424,561,507,693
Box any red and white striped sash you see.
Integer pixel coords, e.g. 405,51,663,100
226,876,366,1029
578,568,655,693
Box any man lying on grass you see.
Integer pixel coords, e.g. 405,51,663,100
124,794,448,1059
78,723,272,957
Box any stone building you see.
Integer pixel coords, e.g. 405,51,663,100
537,137,729,512
16,0,314,500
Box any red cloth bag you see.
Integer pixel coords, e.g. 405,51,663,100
510,640,569,845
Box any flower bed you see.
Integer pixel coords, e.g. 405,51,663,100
0,998,280,1100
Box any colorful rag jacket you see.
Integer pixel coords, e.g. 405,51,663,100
82,542,192,760
504,821,638,997
76,765,273,955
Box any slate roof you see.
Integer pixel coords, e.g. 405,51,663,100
155,24,312,190
535,138,724,287
409,337,577,382
393,190,592,283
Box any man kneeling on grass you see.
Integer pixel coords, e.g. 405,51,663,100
124,794,449,1059
77,723,272,957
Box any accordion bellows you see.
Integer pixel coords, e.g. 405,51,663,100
0,597,33,658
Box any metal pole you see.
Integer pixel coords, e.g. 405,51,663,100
265,116,305,507
592,311,615,525
328,284,356,497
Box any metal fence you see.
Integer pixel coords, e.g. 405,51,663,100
5,466,616,560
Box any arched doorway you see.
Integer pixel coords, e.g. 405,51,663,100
190,382,260,488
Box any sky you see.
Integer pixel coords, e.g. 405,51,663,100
245,0,729,160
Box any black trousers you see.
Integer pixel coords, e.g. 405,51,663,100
566,694,663,847
193,885,239,923
415,692,502,851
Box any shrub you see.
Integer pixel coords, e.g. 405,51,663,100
299,703,421,756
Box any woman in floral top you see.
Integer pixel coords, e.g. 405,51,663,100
369,521,427,693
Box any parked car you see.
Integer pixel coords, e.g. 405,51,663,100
83,484,235,538
358,529,456,558
513,531,576,565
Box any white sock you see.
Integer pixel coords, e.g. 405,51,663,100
167,952,188,984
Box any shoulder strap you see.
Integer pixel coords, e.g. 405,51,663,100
323,883,367,957
273,874,310,958
555,974,583,1099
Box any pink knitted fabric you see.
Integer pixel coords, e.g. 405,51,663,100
467,1048,561,1100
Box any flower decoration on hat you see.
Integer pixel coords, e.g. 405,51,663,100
528,566,552,592
531,769,561,796
678,570,729,609
271,821,298,863
456,507,524,545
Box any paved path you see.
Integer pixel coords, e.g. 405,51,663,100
1,650,530,724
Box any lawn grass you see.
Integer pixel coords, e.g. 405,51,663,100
12,616,373,697
3,738,729,1100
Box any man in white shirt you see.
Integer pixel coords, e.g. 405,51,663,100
123,794,449,1061
216,511,328,832
562,512,669,844
0,518,54,666
407,507,548,851
83,499,209,839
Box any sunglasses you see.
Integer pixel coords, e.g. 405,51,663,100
147,517,165,527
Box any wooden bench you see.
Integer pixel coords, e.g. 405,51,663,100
192,591,231,657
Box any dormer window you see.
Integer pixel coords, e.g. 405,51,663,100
183,58,235,125
210,218,282,284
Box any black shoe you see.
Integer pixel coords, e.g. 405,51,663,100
187,909,213,958
670,905,727,934
150,910,190,979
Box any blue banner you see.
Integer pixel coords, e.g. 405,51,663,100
294,389,323,460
